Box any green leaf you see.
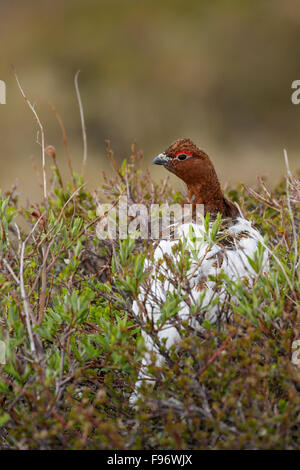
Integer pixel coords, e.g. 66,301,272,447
0,413,10,427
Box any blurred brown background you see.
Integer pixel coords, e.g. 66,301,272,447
0,0,300,203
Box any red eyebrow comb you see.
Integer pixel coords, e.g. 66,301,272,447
175,150,193,157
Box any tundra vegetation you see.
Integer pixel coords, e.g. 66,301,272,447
0,90,299,449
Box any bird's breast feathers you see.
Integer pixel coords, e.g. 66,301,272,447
145,216,268,305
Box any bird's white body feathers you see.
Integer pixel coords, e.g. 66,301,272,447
130,216,269,405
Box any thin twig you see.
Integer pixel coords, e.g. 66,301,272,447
50,103,76,186
199,330,236,376
38,243,49,325
74,70,87,177
15,216,44,351
283,149,298,280
260,238,295,295
2,258,20,285
20,240,36,354
37,184,86,249
14,71,48,206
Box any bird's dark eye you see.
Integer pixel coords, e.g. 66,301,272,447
177,153,187,161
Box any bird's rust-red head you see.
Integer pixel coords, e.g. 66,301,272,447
153,138,213,184
153,138,238,217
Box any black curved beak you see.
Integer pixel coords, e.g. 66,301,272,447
152,153,170,166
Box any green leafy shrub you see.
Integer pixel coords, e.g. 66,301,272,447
0,139,299,449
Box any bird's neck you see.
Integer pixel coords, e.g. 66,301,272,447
186,180,238,218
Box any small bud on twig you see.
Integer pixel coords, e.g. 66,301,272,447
45,145,56,162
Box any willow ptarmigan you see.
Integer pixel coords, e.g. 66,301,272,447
130,138,269,406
